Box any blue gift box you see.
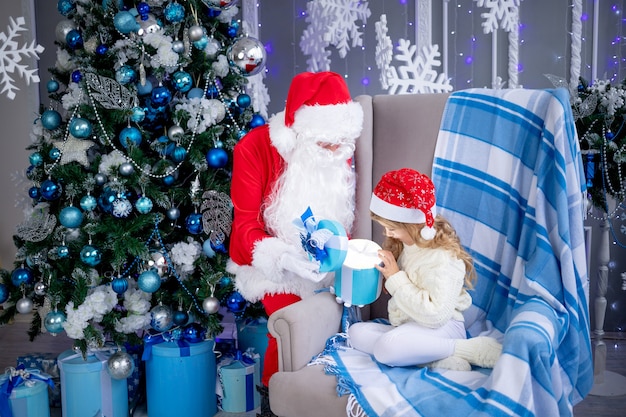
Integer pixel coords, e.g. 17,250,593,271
0,368,51,417
333,239,383,307
145,339,217,417
217,352,260,412
57,349,128,417
16,353,61,408
296,207,348,273
236,317,268,375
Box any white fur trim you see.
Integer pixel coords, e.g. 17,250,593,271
420,226,436,240
370,193,437,224
268,110,297,158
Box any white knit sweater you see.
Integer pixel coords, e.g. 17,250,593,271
385,244,472,328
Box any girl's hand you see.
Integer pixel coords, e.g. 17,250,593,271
374,249,400,279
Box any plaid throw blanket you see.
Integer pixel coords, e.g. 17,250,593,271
319,88,593,417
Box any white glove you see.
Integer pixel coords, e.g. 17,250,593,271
280,251,327,283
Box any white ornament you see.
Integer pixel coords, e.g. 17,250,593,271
0,16,44,100
475,0,521,34
374,15,394,90
53,136,95,167
112,199,133,218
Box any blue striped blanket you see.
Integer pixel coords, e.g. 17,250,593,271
318,88,593,416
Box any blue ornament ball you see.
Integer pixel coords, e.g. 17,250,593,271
183,322,206,343
80,245,102,266
171,146,187,163
202,240,216,258
71,70,82,83
41,110,62,130
136,79,153,96
0,283,8,304
47,80,60,93
172,309,189,326
111,277,129,294
151,85,172,107
135,196,153,214
80,194,97,211
166,207,180,220
29,152,43,166
206,148,228,168
49,147,61,160
11,267,33,287
119,126,142,148
193,35,209,50
44,310,66,334
65,29,83,49
115,65,137,85
57,245,70,258
172,71,193,93
138,269,161,293
130,106,145,122
226,291,247,314
236,93,251,108
250,114,266,128
206,85,219,99
163,174,176,186
69,117,92,138
164,2,185,22
28,186,40,200
114,11,140,34
96,44,109,55
150,305,173,332
185,213,203,234
187,87,204,99
59,206,83,228
219,276,232,286
136,2,150,17
57,0,75,16
40,179,62,201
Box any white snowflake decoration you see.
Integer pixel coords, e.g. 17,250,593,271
300,0,371,72
475,0,521,34
246,72,270,119
0,16,44,100
375,15,394,90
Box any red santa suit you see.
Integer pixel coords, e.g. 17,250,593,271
227,71,363,386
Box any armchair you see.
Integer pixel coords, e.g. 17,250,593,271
267,90,593,417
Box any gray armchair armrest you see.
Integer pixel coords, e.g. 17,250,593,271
268,291,343,372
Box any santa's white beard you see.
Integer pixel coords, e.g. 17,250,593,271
264,141,356,245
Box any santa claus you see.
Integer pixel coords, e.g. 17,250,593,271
227,71,363,388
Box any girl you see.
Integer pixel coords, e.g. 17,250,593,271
348,168,502,371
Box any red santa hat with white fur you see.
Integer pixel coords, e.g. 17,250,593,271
268,71,363,157
370,168,437,240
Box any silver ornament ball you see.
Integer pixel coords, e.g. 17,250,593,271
119,162,135,176
95,173,107,186
188,25,205,42
202,296,220,314
107,351,135,380
55,19,77,44
166,207,180,220
34,281,48,296
16,297,34,314
167,125,185,141
172,40,185,54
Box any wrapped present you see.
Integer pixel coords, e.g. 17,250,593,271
57,349,128,417
0,365,53,417
217,351,260,412
144,338,216,417
16,353,61,408
333,239,383,307
125,351,142,407
236,317,268,375
295,207,348,272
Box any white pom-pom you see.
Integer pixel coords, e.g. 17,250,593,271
420,226,436,240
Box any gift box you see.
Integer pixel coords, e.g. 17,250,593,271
0,366,52,417
296,207,348,272
145,339,217,417
57,349,128,417
217,351,260,412
236,317,268,375
16,353,61,408
333,239,383,307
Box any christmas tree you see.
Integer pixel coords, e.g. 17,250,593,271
0,0,266,353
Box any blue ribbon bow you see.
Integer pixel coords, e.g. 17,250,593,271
296,207,333,262
0,364,55,417
142,324,206,361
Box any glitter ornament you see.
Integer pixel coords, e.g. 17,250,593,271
57,0,76,16
112,198,133,218
135,196,153,214
59,206,84,228
40,179,62,201
131,106,146,122
115,65,137,85
80,245,102,266
41,109,62,130
164,2,185,23
107,351,135,380
69,117,93,138
114,11,140,34
150,304,174,332
138,269,161,293
44,310,66,334
227,36,266,76
80,194,97,211
16,297,34,314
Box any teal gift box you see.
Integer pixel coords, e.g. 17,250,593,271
0,368,51,417
333,239,383,307
217,352,260,412
16,353,61,408
57,349,128,417
236,317,268,375
145,339,217,417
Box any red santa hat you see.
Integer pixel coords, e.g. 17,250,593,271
370,168,437,240
269,71,363,157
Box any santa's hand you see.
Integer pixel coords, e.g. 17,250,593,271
281,252,326,282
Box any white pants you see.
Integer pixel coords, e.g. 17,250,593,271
348,320,466,367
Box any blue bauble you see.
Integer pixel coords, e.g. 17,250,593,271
130,106,146,122
114,11,140,34
172,71,193,93
227,24,238,38
40,179,62,201
57,245,70,258
172,309,189,326
202,240,216,258
226,291,247,314
44,310,66,334
187,87,204,99
185,213,203,234
151,85,172,107
206,85,219,99
183,322,206,343
0,283,8,304
111,277,129,294
96,44,109,55
49,147,61,160
115,65,137,85
166,207,180,220
119,126,142,148
65,29,83,49
171,146,187,163
69,117,93,138
206,148,228,168
164,2,185,22
163,174,176,186
136,2,150,17
71,70,82,83
150,305,173,332
80,245,102,266
135,196,153,214
136,79,153,96
41,109,62,130
236,93,251,108
57,0,75,16
28,186,40,200
138,269,161,293
193,35,208,50
11,267,33,287
80,194,97,211
59,206,83,228
29,152,43,166
250,114,266,128
47,80,60,93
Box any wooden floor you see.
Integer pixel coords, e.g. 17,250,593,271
1,311,624,416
